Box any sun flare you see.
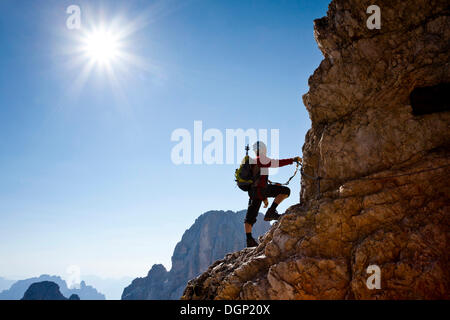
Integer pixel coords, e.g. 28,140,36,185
68,15,153,97
82,30,120,64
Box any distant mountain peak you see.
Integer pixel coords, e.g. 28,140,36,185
122,209,271,300
0,274,105,300
21,281,80,300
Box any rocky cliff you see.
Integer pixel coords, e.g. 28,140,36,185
122,210,271,299
182,0,450,300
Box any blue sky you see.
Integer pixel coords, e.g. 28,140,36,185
0,0,329,280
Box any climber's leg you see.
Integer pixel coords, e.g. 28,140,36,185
244,192,262,247
274,193,289,205
264,185,290,221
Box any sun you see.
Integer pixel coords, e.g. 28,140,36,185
67,15,154,97
82,29,120,65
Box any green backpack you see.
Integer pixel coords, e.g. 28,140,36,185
234,145,255,191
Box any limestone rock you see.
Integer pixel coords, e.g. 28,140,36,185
182,0,450,300
121,264,169,300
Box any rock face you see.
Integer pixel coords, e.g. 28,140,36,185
122,264,169,300
21,281,80,300
182,0,450,300
122,210,271,299
0,275,105,300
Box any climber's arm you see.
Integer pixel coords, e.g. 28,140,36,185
256,156,299,168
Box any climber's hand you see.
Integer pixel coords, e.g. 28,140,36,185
263,198,269,208
293,156,302,164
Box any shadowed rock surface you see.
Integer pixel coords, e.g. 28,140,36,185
182,0,450,300
122,210,271,299
21,281,80,300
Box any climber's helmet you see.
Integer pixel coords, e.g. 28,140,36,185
252,141,267,156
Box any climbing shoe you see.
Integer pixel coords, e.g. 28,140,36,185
246,236,258,247
264,207,281,221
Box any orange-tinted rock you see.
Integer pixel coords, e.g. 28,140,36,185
182,0,450,300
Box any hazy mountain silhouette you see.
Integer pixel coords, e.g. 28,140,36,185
0,274,105,300
21,281,80,300
0,277,15,292
81,275,133,300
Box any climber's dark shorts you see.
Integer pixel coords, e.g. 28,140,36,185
244,184,291,226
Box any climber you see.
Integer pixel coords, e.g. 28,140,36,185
245,141,301,247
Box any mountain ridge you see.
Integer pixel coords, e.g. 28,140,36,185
0,274,105,300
